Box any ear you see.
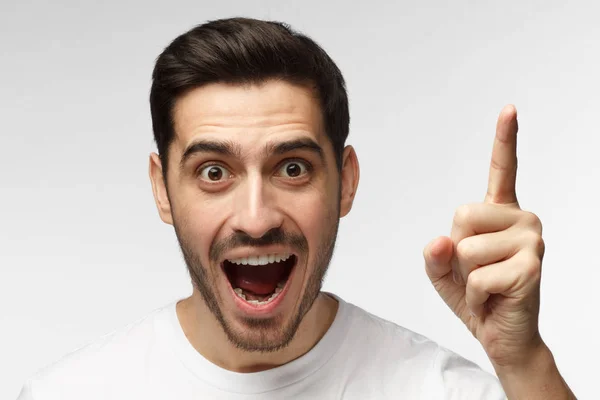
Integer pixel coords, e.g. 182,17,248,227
339,145,360,218
149,153,174,225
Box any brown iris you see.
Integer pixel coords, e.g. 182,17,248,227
207,166,223,181
286,163,301,177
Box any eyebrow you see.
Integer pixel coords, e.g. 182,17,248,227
180,140,242,170
267,138,324,161
179,137,325,170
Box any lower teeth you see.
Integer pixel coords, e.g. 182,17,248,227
234,280,286,305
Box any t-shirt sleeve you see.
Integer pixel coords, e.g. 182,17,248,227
428,347,506,399
16,381,35,400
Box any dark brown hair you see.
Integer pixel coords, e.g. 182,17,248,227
150,17,350,178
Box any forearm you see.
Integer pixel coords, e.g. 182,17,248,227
494,342,576,400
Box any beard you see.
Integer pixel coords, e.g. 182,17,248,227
173,214,339,353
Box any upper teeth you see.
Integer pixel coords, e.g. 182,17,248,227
227,253,292,266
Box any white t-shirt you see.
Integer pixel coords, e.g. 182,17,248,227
18,293,505,399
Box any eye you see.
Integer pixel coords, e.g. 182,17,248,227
198,164,231,182
277,160,310,178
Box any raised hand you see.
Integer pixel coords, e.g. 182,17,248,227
423,105,546,368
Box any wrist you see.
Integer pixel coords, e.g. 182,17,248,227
491,334,546,373
493,341,575,400
492,339,550,380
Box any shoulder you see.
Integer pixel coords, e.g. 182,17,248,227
429,346,506,398
335,294,442,362
18,303,173,399
332,294,506,399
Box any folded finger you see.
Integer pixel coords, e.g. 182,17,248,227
455,227,522,284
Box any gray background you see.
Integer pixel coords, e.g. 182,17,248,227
2,0,598,398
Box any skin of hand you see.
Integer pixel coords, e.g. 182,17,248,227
423,105,576,399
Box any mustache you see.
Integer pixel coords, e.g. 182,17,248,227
209,228,308,263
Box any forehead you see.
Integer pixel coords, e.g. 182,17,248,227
171,80,325,154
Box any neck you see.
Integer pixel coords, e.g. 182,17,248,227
176,290,338,373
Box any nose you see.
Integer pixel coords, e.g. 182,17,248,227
230,173,284,239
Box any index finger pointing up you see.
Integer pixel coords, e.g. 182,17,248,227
485,105,520,207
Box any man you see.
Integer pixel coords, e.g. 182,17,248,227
18,17,575,399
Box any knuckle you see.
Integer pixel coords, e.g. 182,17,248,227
467,271,485,292
490,156,517,172
454,204,473,226
522,211,543,233
531,233,545,258
456,239,476,262
522,252,542,280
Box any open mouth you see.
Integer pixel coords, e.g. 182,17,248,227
222,253,297,307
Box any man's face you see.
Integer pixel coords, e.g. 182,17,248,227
150,80,356,352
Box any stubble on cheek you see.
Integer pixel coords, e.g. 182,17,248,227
172,215,226,325
293,197,340,324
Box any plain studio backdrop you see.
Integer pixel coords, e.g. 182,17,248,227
1,0,598,398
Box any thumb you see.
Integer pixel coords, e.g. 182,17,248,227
423,236,454,281
423,236,467,320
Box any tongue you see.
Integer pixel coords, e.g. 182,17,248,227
229,262,287,295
